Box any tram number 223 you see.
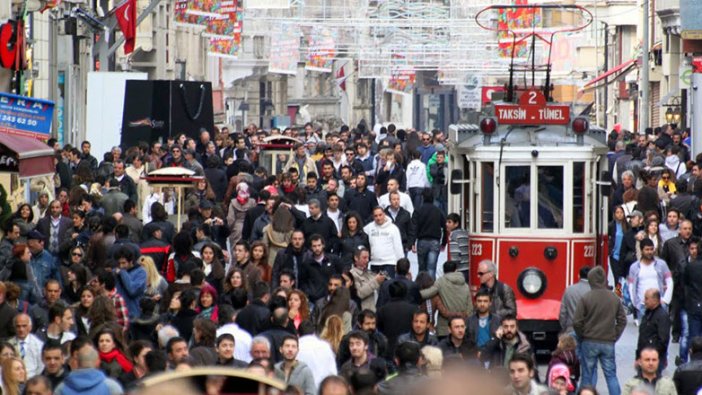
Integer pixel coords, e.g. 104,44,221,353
583,245,595,258
471,244,483,256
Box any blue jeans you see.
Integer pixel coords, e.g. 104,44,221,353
409,187,424,209
580,340,620,395
680,309,691,363
570,332,595,387
689,312,702,349
417,239,441,278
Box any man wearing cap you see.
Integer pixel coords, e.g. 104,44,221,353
27,230,63,290
165,144,185,167
285,143,318,179
183,148,205,176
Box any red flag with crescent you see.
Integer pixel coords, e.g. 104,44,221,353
115,0,136,54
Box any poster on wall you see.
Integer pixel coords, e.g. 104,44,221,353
269,24,300,75
457,74,482,110
305,27,336,72
0,93,55,139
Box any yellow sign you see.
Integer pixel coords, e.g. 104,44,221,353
682,30,702,39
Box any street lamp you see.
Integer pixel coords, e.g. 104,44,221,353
664,96,682,128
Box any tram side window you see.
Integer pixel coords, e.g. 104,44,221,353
505,166,530,228
482,163,494,232
573,162,585,233
537,166,564,229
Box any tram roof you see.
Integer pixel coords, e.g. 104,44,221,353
449,123,609,154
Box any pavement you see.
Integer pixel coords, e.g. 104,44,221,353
406,251,680,392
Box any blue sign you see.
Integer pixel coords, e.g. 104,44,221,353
0,92,55,139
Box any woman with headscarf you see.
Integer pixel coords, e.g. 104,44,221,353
227,182,255,247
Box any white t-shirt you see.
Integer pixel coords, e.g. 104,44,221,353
637,262,659,307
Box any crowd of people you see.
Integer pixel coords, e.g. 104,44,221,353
0,121,699,395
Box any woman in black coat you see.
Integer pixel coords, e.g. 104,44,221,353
337,211,370,269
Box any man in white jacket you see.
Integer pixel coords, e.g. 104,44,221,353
364,207,404,278
405,150,431,208
378,178,414,215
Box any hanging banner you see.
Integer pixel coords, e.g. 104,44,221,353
386,66,416,95
305,27,336,72
269,24,300,75
0,93,55,139
207,1,242,58
497,0,542,59
208,36,241,59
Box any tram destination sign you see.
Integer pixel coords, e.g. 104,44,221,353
494,89,570,126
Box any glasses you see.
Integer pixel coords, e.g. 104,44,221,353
477,272,488,276
346,153,354,156
422,138,430,142
72,252,83,257
662,176,669,180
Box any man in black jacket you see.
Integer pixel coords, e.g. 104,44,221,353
260,306,296,363
683,244,702,364
617,210,645,284
673,337,702,395
272,231,312,289
344,174,378,224
661,219,693,342
301,199,339,253
385,191,415,254
397,311,439,347
376,282,416,360
35,200,72,257
242,190,271,241
235,281,271,336
376,258,421,308
299,234,344,302
411,188,446,278
637,288,671,370
438,317,477,360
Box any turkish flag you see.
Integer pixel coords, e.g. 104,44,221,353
115,0,136,54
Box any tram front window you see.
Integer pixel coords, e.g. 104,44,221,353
505,166,530,228
537,166,564,229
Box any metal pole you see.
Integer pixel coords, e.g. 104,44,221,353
603,21,609,130
692,74,702,157
640,0,650,133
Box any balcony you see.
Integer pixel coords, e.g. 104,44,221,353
656,0,681,35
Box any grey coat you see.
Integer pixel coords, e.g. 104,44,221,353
274,360,316,395
559,279,591,333
420,271,473,337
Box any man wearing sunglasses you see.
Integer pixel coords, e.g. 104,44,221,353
477,260,517,319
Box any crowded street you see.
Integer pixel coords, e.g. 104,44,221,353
1,0,702,395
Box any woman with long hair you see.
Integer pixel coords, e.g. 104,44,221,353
172,289,198,342
140,255,168,305
197,284,219,322
250,241,272,283
74,286,95,336
185,178,217,213
164,231,198,283
220,268,248,305
317,286,352,334
1,357,26,395
8,243,38,304
0,342,16,364
200,244,225,294
262,205,295,266
608,205,630,286
64,262,89,304
87,295,123,343
319,315,345,355
9,203,34,238
338,212,370,267
636,219,663,260
287,290,310,331
96,328,133,382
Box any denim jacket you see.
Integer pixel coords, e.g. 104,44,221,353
627,257,673,307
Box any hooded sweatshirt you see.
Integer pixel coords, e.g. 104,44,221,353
573,266,627,343
420,271,473,337
665,153,686,179
55,368,123,395
364,218,404,267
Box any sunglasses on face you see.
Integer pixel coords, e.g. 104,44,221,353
72,253,83,257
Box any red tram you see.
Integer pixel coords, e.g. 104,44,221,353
447,4,610,355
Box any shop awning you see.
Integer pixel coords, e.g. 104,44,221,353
0,133,54,178
583,59,637,88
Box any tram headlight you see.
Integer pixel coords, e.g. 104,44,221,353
480,117,497,135
572,117,589,135
517,267,547,299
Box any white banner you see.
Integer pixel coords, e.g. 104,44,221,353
457,74,482,110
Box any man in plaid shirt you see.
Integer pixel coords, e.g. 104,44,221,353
96,270,130,331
